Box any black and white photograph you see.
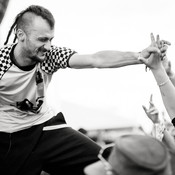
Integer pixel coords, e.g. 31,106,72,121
0,0,175,174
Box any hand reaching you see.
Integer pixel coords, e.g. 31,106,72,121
139,34,160,59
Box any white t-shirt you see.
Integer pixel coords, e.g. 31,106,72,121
0,44,76,133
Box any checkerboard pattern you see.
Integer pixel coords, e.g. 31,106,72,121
0,45,13,79
41,45,76,74
0,44,76,79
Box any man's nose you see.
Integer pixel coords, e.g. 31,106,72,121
44,41,51,51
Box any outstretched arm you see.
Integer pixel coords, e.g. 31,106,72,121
68,41,159,69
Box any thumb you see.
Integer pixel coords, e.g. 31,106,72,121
142,105,148,113
138,56,147,64
147,47,160,54
149,101,154,108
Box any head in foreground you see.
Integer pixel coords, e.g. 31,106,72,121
84,134,172,175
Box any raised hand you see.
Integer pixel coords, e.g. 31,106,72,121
139,33,160,59
142,94,160,124
139,33,170,70
140,34,161,69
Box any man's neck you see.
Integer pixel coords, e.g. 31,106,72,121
14,44,36,67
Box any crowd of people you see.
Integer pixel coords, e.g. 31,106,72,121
0,4,175,175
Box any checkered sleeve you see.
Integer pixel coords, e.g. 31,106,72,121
41,45,77,74
0,45,13,79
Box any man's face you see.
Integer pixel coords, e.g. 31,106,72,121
22,15,54,63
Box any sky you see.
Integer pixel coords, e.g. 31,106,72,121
0,0,175,132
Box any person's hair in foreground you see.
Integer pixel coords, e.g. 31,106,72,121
84,134,172,175
4,5,55,45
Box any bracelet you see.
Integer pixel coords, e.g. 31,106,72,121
158,79,170,87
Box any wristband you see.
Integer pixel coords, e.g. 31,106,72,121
158,79,170,87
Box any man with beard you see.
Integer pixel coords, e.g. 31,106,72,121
0,5,167,175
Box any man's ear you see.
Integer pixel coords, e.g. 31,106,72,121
16,29,25,42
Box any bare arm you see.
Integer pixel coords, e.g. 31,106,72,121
140,33,175,120
163,59,175,87
69,47,159,69
151,67,175,120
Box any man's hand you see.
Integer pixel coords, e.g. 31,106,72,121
140,33,160,59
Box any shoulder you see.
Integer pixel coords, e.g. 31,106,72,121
40,46,77,74
0,44,14,79
46,45,77,57
0,44,14,58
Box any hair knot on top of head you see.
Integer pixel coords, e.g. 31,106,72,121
4,5,55,45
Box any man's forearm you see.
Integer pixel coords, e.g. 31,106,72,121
93,51,142,68
69,50,144,69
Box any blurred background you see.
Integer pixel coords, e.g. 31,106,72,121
1,0,175,142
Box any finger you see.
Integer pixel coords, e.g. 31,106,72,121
149,102,155,109
149,94,154,108
160,45,168,52
160,45,168,60
156,35,161,49
138,56,147,64
160,40,171,46
150,33,156,42
148,106,157,112
148,107,156,113
150,33,156,46
142,105,148,113
161,55,167,61
161,53,166,58
150,110,159,115
146,47,160,54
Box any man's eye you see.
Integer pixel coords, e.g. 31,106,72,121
39,38,48,42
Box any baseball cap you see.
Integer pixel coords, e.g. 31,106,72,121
84,134,172,175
